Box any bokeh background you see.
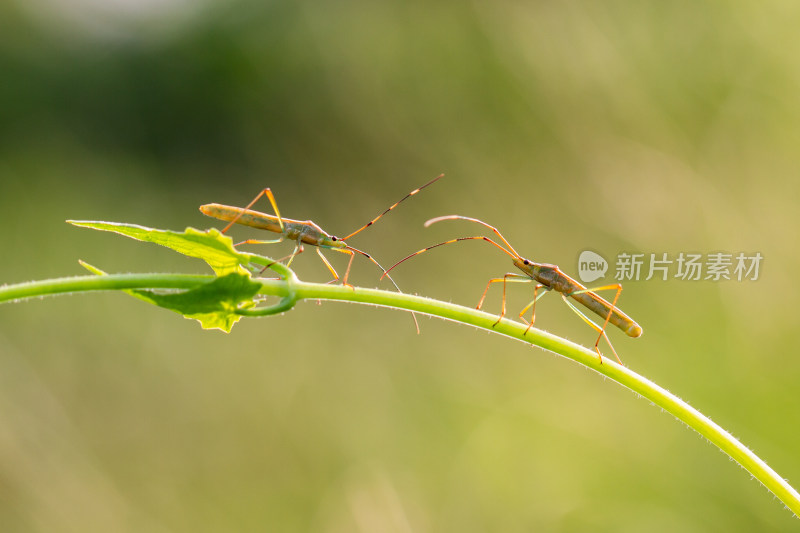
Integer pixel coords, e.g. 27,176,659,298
2,1,799,531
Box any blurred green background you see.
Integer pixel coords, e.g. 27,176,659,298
2,1,799,531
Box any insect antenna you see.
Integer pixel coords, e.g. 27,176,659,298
341,174,445,241
346,244,421,333
382,235,519,279
425,215,523,258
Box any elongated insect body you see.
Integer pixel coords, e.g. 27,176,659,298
199,204,283,233
569,287,642,338
200,174,445,332
199,205,346,250
385,214,642,363
515,258,642,338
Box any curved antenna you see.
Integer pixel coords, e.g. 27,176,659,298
345,244,420,333
381,236,519,280
345,245,403,292
341,174,445,241
425,215,522,258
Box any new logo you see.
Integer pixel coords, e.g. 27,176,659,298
578,250,608,283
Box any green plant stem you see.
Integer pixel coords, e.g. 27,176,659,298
256,276,800,516
2,272,799,516
0,273,213,303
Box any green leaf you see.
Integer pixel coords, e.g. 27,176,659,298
130,273,262,332
68,221,250,275
78,261,261,332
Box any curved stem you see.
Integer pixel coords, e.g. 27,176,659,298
1,272,798,516
253,277,800,516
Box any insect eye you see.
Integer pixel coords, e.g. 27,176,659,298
523,259,530,265
331,236,338,241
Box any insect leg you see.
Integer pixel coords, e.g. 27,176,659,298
341,250,357,288
519,284,550,335
568,283,624,363
236,236,284,246
316,248,346,285
475,274,534,327
222,188,285,235
285,241,304,268
334,245,421,333
259,241,305,274
560,293,622,365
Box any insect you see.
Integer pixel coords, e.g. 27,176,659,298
384,215,643,364
199,174,444,329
